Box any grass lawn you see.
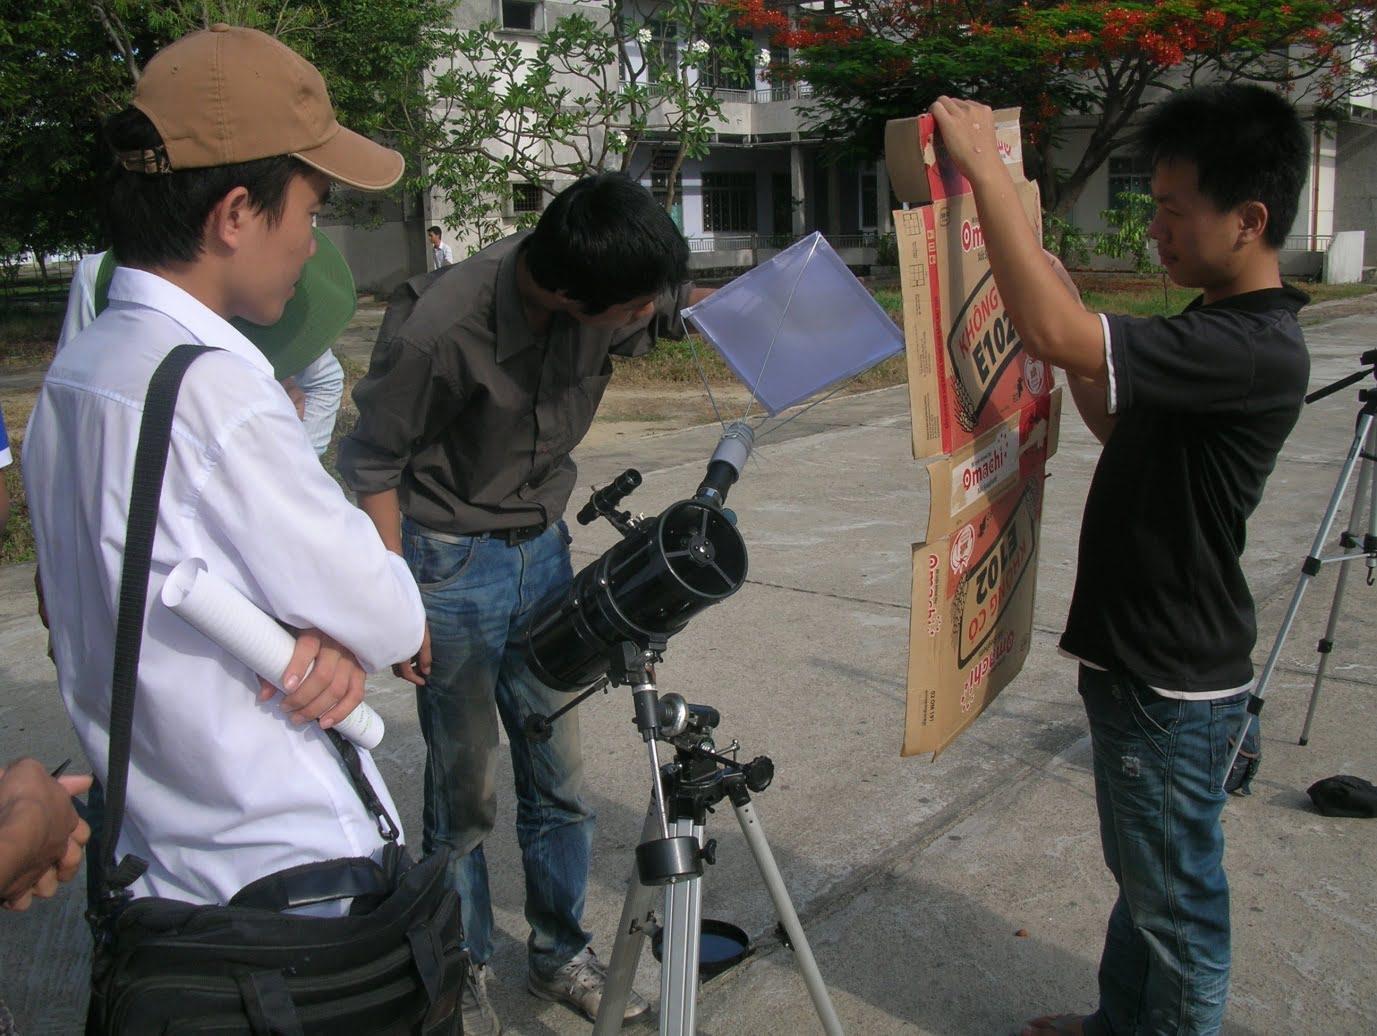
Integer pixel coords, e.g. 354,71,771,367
1074,272,1376,316
1,389,37,565
0,310,64,369
2,272,1373,565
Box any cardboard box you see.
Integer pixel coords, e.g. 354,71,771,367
902,395,1060,757
888,109,1051,461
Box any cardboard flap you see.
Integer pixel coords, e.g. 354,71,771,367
903,468,1045,758
886,107,1024,205
922,391,1059,538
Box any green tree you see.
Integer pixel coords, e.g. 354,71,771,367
1097,191,1157,273
0,1,135,274
425,0,758,247
0,0,446,266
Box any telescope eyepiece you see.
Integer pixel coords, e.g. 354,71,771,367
578,468,642,525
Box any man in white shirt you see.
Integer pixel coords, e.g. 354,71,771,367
429,225,454,270
23,24,423,909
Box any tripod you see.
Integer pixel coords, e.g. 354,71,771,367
587,644,843,1036
1226,356,1377,779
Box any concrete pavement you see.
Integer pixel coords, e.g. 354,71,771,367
1,304,1374,1034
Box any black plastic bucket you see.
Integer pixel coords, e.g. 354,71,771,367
651,919,753,979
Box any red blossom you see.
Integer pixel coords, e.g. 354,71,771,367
731,0,790,35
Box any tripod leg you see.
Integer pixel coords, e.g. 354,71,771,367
1225,411,1376,778
594,805,662,1036
1300,430,1374,745
659,818,704,1036
731,797,844,1036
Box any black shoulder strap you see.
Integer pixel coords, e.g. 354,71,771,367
98,344,399,914
100,344,215,902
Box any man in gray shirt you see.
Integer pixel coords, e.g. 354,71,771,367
339,173,708,1033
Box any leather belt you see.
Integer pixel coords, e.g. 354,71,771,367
494,524,546,545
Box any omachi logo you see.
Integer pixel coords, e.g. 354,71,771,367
960,218,985,253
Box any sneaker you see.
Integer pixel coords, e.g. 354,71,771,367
527,947,651,1023
462,963,502,1036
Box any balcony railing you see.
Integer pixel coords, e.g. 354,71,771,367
709,83,815,104
685,231,878,254
1282,234,1334,251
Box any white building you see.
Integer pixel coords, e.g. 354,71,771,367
322,3,1377,290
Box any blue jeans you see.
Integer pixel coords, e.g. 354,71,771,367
403,518,594,977
1078,665,1247,1036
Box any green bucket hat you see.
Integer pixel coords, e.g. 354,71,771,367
95,228,356,380
231,228,358,379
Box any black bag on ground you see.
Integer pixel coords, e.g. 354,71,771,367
1224,719,1262,796
85,346,464,1035
1306,774,1377,818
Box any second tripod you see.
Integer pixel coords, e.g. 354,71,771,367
591,648,843,1036
1226,354,1377,777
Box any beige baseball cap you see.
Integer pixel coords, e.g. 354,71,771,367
122,23,403,191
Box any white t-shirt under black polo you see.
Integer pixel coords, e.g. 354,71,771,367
1060,286,1310,700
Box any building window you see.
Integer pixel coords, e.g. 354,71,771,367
859,166,878,230
698,36,754,92
511,182,545,214
767,46,791,99
771,173,793,237
500,0,540,31
647,19,678,69
1107,154,1152,209
651,153,684,227
702,171,757,232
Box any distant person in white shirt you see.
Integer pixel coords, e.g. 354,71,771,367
58,237,351,456
0,404,11,541
23,24,423,909
428,225,454,270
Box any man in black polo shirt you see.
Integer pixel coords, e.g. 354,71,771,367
928,86,1310,1035
339,173,709,1033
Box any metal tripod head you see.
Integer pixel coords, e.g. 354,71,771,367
1305,348,1377,407
626,663,776,888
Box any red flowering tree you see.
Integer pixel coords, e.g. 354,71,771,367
738,0,1377,216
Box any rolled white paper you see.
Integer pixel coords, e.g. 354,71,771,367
161,558,385,750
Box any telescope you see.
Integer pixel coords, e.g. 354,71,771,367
522,422,754,694
519,421,843,1035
